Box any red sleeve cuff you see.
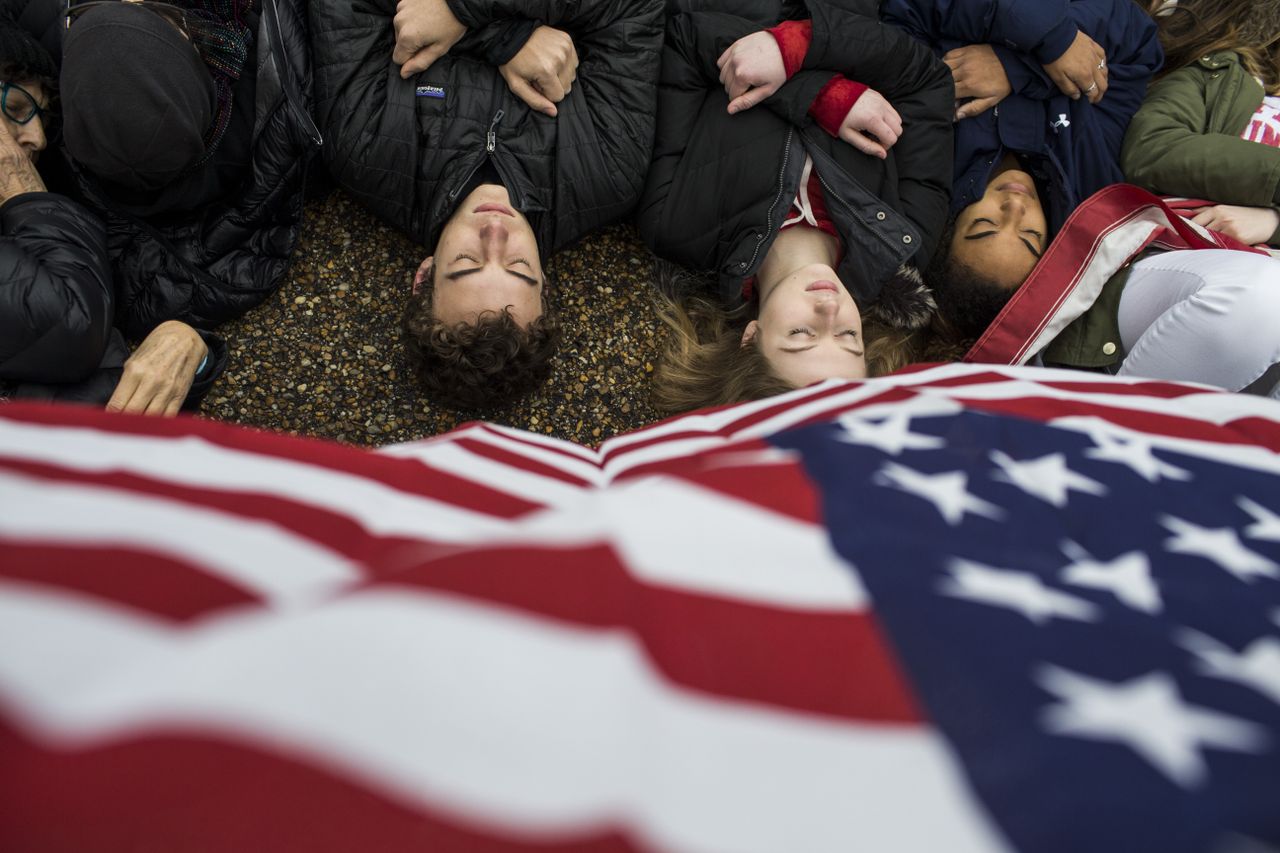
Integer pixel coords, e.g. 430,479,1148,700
766,19,812,80
809,75,868,138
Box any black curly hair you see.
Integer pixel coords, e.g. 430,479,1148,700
400,261,560,410
926,219,1018,341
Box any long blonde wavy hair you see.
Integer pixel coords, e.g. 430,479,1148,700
649,285,924,415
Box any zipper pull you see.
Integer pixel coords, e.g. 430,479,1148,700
486,109,505,152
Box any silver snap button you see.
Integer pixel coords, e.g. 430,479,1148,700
1102,342,1117,356
902,235,913,244
876,211,887,221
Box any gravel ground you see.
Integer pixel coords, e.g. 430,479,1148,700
203,190,668,447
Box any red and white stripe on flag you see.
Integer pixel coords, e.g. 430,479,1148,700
965,184,1274,366
4,364,1280,852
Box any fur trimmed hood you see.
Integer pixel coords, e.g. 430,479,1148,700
865,263,937,331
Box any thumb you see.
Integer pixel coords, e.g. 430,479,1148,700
400,44,445,78
727,85,768,115
841,128,887,159
509,75,557,117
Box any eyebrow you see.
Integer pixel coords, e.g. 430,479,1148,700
444,267,540,286
963,231,1043,260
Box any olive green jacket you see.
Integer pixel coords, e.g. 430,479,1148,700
1040,260,1138,370
1121,51,1280,245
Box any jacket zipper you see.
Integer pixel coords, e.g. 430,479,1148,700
486,110,524,208
740,128,795,274
448,109,511,203
486,109,505,152
265,0,322,147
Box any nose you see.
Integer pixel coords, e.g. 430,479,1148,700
813,297,840,318
15,119,46,156
999,194,1027,219
479,217,509,248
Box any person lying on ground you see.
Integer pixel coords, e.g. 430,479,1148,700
1121,0,1280,248
10,0,319,341
637,1,953,411
0,16,224,413
311,0,663,410
881,0,1163,293
948,184,1280,399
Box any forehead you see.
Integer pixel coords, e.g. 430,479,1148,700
5,79,46,103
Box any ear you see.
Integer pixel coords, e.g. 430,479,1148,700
740,320,759,348
412,255,434,295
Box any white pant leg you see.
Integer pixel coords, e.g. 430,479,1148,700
1115,250,1280,397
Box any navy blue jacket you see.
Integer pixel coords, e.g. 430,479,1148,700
881,0,1162,232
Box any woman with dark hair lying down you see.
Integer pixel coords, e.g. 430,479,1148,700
637,1,955,412
0,10,224,412
886,0,1280,398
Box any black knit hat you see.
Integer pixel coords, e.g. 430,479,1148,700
0,11,57,83
61,2,215,191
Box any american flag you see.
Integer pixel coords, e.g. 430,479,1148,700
1,363,1278,852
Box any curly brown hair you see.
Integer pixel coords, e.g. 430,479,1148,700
400,262,560,410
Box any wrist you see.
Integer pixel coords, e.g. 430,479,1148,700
810,76,868,138
766,20,812,80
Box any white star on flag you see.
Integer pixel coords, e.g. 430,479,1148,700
875,464,1004,526
1177,629,1280,706
1161,516,1280,582
1059,540,1162,614
939,559,1099,624
836,412,944,456
990,451,1107,507
1081,428,1192,483
1036,665,1269,788
1237,496,1280,542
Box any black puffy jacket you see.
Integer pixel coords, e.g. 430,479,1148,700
0,190,229,406
311,0,663,255
637,2,954,326
0,192,126,403
19,0,322,339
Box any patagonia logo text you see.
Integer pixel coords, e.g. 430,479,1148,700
416,85,446,99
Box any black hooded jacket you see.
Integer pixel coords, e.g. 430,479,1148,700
310,0,663,255
636,2,954,327
19,0,322,340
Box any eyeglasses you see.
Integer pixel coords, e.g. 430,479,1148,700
0,82,46,125
64,0,192,41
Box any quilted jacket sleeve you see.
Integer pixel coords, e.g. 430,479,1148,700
1121,62,1280,211
0,193,115,385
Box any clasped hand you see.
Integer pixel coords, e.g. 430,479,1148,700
944,44,1011,120
718,31,902,157
392,0,466,78
1043,30,1108,104
500,26,578,117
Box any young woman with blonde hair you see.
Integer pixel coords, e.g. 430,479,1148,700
639,2,955,413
